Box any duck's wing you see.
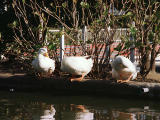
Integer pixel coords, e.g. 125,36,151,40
39,57,55,71
32,58,39,69
47,58,55,70
61,56,93,74
112,68,119,79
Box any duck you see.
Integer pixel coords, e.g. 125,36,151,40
61,56,93,81
32,47,55,78
111,55,137,83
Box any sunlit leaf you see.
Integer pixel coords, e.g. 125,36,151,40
13,21,17,27
125,12,133,17
22,0,25,3
50,3,53,7
96,19,101,24
142,21,147,25
155,25,158,32
130,26,136,36
33,12,39,16
62,2,67,8
80,2,89,9
12,3,15,8
8,21,18,28
132,0,136,3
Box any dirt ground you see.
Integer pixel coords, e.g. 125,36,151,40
0,61,27,78
135,72,160,83
1,61,160,83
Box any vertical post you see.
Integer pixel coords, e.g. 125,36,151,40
82,26,87,55
130,22,135,63
82,26,88,43
60,27,65,62
106,26,111,57
4,0,7,11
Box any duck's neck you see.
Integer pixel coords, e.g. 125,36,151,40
38,54,45,60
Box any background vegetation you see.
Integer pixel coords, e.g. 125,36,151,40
0,0,160,80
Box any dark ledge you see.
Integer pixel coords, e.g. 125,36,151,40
0,75,160,100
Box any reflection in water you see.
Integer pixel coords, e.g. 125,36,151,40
40,105,56,120
72,105,94,120
0,92,160,120
112,111,136,120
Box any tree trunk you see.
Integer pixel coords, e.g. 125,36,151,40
150,43,157,73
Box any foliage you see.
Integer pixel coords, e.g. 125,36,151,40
1,0,160,79
120,0,160,78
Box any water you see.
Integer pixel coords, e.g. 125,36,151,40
0,91,160,120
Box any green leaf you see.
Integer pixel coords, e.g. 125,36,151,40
48,44,56,50
33,45,41,52
125,12,133,17
96,19,101,24
95,2,100,8
132,0,136,3
62,2,67,8
103,9,108,16
80,2,89,9
13,21,17,27
155,25,158,32
22,0,25,3
155,11,160,19
130,26,136,36
8,21,18,28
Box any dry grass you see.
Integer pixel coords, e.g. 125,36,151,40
133,71,160,83
146,71,160,81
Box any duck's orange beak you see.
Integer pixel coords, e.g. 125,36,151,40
43,52,49,57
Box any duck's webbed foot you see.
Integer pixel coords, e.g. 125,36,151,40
117,74,133,83
117,79,130,83
70,73,85,82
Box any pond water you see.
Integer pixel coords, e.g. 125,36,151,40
0,91,160,120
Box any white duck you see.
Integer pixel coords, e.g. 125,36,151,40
111,55,137,83
61,56,93,81
32,47,55,77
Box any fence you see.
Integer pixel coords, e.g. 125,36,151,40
46,27,160,64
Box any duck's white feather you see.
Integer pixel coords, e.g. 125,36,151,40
32,48,55,73
61,56,93,76
111,56,137,80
